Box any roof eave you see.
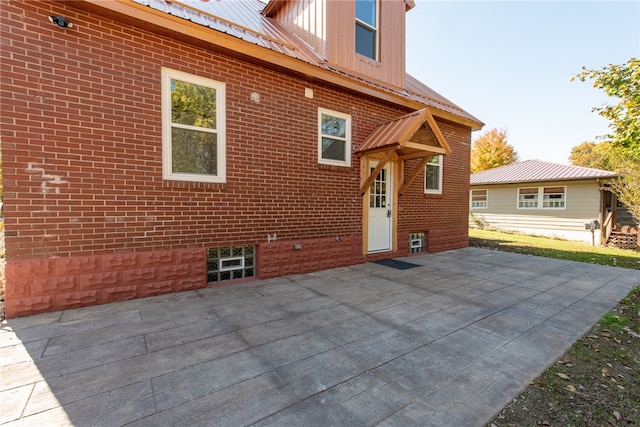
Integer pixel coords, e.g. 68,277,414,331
471,175,618,186
61,0,482,130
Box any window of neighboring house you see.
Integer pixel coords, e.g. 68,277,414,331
518,187,539,208
471,189,488,208
355,0,378,60
543,186,566,208
161,68,226,183
424,155,443,194
318,108,351,166
518,186,567,209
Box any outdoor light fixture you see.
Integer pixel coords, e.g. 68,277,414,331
48,15,73,28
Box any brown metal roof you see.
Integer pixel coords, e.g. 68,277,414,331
132,0,325,64
357,109,451,158
470,160,618,185
130,0,482,129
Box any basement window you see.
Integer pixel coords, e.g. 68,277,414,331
207,245,255,282
409,232,426,254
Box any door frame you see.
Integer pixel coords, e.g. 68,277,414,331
362,154,399,254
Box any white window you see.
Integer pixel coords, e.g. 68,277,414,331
518,186,566,209
355,0,378,60
162,68,226,183
471,189,488,208
424,155,443,194
318,108,351,167
518,187,539,208
543,186,566,208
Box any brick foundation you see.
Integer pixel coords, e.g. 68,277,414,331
4,248,207,318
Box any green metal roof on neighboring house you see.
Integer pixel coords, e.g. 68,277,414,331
470,160,618,185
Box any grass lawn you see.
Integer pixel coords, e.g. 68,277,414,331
469,228,640,270
472,228,640,426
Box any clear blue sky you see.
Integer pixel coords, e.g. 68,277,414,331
406,1,640,165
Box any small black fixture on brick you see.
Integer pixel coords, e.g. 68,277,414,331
48,15,73,28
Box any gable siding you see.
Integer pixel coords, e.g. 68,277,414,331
274,0,405,88
269,0,327,57
0,1,470,316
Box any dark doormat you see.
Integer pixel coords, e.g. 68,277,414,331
373,258,421,270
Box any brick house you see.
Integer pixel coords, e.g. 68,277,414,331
0,0,482,317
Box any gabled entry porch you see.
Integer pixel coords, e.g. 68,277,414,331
358,109,452,254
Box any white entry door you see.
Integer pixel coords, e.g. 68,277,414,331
368,161,392,252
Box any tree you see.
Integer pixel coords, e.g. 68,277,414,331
470,127,519,173
609,152,640,224
568,140,614,171
573,58,640,154
573,58,640,224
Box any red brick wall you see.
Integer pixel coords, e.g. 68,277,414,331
398,120,472,254
0,2,472,317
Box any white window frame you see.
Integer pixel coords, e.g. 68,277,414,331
318,108,351,167
518,187,539,209
424,155,443,195
542,186,566,209
355,0,379,60
470,189,488,209
517,186,566,209
161,68,226,183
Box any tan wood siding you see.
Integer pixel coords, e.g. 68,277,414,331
470,181,603,243
273,0,406,88
270,0,327,56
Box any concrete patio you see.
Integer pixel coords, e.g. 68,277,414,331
2,247,640,426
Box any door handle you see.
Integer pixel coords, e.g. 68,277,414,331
387,209,391,217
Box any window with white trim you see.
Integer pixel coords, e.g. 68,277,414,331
470,189,488,208
518,186,566,209
424,155,443,194
162,68,226,183
543,186,566,208
356,0,378,60
318,108,351,166
518,187,539,208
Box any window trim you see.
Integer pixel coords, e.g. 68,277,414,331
424,155,443,195
355,0,379,61
161,67,226,183
542,186,566,209
517,186,566,210
470,189,488,209
318,107,352,167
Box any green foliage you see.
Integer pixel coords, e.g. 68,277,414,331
601,312,628,328
573,58,640,154
573,58,640,225
568,140,615,170
470,127,519,173
607,151,640,225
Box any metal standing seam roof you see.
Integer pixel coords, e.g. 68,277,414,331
357,108,451,156
130,0,482,128
470,159,618,185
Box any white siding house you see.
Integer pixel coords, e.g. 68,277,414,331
470,160,617,245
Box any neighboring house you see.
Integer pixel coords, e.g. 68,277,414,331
0,0,482,318
470,159,638,246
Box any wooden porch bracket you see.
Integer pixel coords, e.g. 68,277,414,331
360,149,394,195
398,155,431,195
